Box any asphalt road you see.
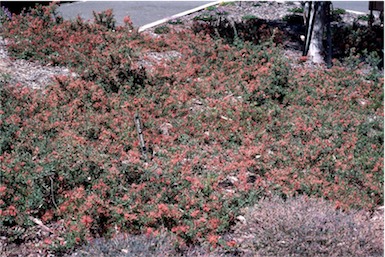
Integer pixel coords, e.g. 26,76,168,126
57,1,214,28
56,1,370,30
332,1,369,14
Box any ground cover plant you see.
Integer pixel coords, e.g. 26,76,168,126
0,3,383,256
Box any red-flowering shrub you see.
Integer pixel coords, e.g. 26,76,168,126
2,3,146,94
0,3,383,255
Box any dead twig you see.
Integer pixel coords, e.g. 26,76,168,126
134,112,147,160
50,176,58,210
28,216,54,234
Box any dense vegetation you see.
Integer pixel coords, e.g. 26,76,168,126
0,3,383,255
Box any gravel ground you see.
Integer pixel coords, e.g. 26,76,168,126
0,36,77,90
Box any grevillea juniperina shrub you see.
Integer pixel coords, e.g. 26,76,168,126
0,3,383,255
2,3,146,93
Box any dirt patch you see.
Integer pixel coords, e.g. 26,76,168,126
0,37,77,90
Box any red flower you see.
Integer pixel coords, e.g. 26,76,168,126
81,215,93,227
226,240,237,247
43,238,52,245
207,234,219,246
299,56,308,62
42,210,54,222
7,205,17,216
123,16,132,25
171,225,190,234
0,185,6,195
145,227,154,236
208,218,220,230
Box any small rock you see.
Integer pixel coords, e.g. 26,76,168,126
122,160,130,165
225,189,235,194
220,115,232,121
159,123,173,135
356,98,369,106
227,176,239,184
236,215,246,224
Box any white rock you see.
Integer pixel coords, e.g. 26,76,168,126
236,215,246,224
227,176,239,184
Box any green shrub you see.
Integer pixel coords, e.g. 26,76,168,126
333,8,346,15
154,25,171,34
193,13,216,22
93,9,116,30
206,6,217,11
358,14,370,21
168,19,183,25
241,14,258,21
288,7,304,13
219,2,235,7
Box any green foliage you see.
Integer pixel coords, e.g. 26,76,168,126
168,19,183,25
358,14,370,21
288,7,304,13
241,14,258,21
219,2,235,7
193,13,216,22
332,23,383,67
93,9,116,30
192,13,283,46
333,8,346,15
154,25,171,34
206,6,217,11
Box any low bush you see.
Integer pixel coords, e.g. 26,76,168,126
332,23,384,67
2,3,146,94
241,14,258,21
0,3,383,255
288,7,304,13
232,196,383,256
67,231,177,257
68,230,241,257
154,25,170,34
191,14,284,46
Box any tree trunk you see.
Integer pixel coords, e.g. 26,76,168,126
308,2,327,64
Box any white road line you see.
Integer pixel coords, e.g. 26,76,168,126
343,9,367,15
138,1,232,32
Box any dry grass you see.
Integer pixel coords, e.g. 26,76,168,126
231,195,384,257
